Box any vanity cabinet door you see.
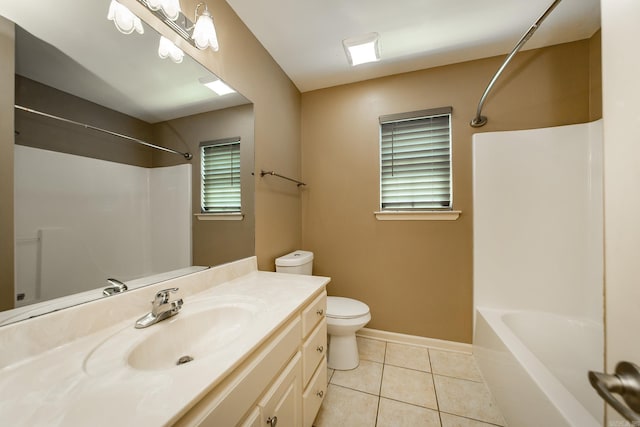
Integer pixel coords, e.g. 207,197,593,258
259,352,302,427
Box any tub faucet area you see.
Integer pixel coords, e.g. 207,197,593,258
135,288,183,329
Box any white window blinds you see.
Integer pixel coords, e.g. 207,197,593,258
201,138,241,213
380,107,452,210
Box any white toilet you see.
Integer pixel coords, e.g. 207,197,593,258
275,250,371,370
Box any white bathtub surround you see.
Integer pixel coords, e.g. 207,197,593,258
472,121,604,426
0,257,329,426
14,145,192,306
473,121,603,319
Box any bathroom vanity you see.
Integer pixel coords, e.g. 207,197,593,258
0,257,329,426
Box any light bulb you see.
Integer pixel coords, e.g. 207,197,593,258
147,0,182,21
107,0,144,35
192,7,219,51
146,0,163,10
161,0,181,21
158,36,184,63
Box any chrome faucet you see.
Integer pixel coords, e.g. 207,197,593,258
135,288,183,329
103,278,128,296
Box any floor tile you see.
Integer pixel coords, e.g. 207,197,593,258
440,413,502,427
317,337,505,427
380,365,438,410
434,375,504,426
314,384,378,427
385,342,431,372
429,350,483,382
376,398,441,427
331,359,383,395
357,337,386,363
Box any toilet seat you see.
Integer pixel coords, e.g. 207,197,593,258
326,296,370,320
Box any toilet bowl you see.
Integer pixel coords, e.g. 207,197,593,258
325,296,371,370
275,250,371,370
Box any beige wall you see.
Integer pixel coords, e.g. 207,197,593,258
122,0,303,271
301,37,601,343
152,104,255,266
0,17,14,310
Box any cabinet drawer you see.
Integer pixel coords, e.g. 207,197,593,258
302,320,327,386
303,357,327,427
302,291,326,338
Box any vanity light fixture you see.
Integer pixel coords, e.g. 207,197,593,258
158,36,185,63
107,0,144,35
191,3,219,51
342,32,380,66
199,77,235,95
145,0,182,21
133,0,220,52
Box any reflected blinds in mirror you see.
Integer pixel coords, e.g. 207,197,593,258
200,138,241,213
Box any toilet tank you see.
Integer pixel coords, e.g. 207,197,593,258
275,250,314,275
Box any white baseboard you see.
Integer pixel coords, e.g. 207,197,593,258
356,327,473,354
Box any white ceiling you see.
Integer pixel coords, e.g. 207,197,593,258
226,0,601,92
0,0,601,118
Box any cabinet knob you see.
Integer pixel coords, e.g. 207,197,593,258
267,416,278,426
317,390,324,398
316,308,324,316
316,345,324,353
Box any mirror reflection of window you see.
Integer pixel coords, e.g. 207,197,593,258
200,138,242,214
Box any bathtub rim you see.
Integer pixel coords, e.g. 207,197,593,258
474,306,603,427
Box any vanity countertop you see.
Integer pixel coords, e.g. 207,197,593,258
0,258,329,426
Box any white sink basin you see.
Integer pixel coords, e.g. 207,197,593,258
84,295,265,375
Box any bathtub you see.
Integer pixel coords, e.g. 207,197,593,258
474,308,604,427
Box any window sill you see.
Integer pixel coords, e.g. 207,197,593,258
374,210,461,221
195,213,244,221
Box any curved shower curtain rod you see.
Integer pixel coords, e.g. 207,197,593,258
470,0,563,128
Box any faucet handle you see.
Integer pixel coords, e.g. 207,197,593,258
154,287,180,304
102,278,128,296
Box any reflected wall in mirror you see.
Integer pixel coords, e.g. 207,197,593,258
0,0,255,326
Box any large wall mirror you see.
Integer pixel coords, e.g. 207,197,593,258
0,0,255,326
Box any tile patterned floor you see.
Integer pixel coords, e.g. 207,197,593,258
313,337,505,427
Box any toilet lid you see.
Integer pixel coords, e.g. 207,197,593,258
326,296,370,319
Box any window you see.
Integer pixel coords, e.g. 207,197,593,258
379,107,452,211
200,138,241,213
